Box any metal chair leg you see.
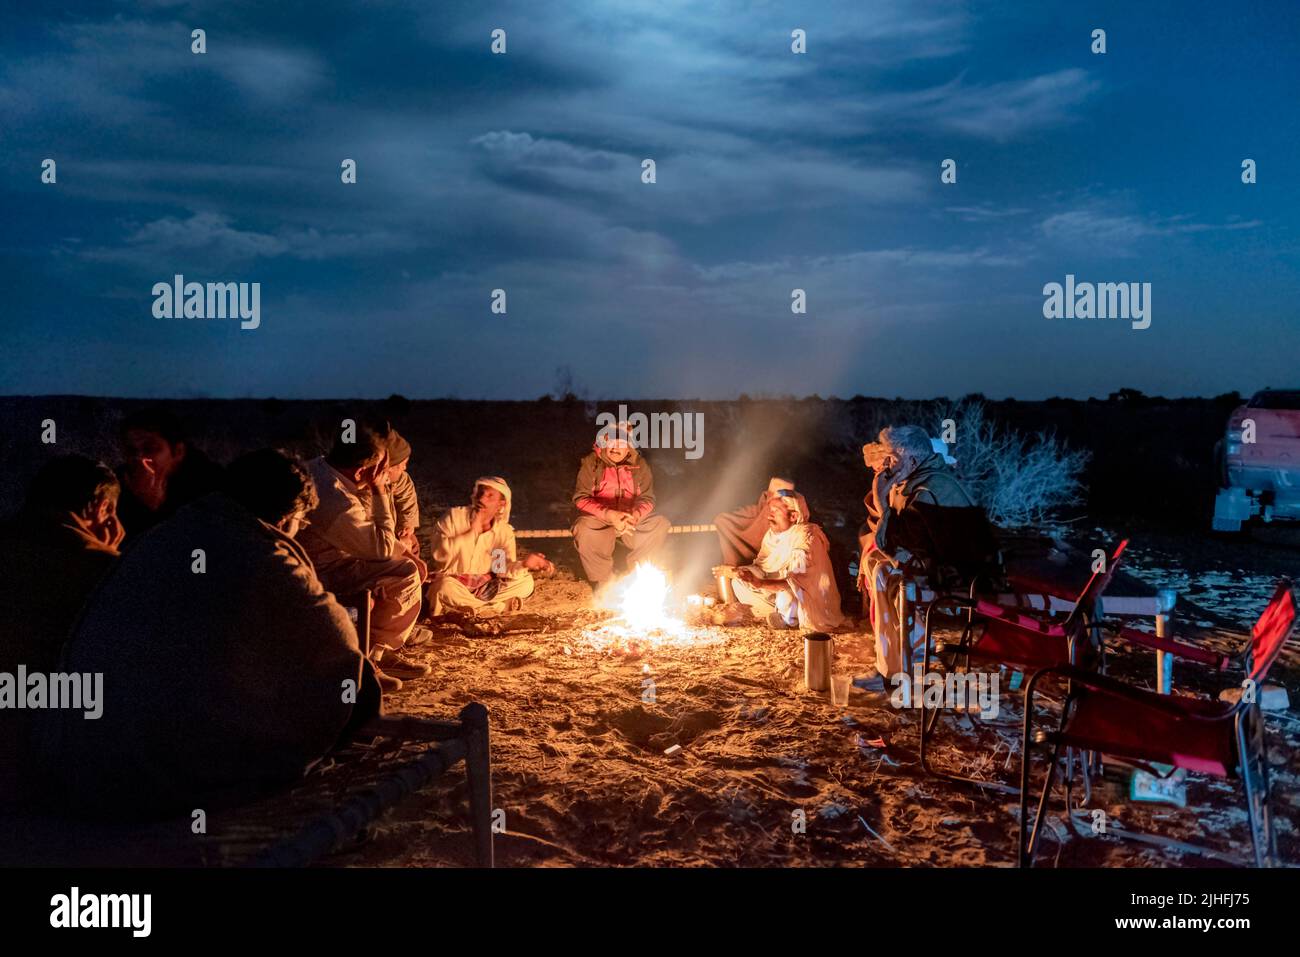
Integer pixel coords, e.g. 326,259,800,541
1022,738,1063,868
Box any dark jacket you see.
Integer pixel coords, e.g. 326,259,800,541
0,514,119,808
116,448,224,544
39,493,381,819
863,453,977,559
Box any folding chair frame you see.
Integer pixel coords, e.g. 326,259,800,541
1018,665,1273,868
915,541,1129,797
1019,579,1296,868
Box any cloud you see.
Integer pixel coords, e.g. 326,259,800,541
1040,206,1263,254
79,211,405,269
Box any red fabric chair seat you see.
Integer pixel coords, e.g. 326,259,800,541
1061,689,1237,777
969,618,1073,672
1006,569,1079,600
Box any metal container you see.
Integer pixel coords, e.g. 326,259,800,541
716,573,735,604
804,632,833,692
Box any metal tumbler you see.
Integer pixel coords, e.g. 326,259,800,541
804,632,833,692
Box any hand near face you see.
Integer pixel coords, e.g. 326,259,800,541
101,512,125,550
872,467,896,510
366,450,392,492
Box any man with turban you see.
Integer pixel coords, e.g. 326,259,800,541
713,475,798,566
428,476,552,617
716,488,844,631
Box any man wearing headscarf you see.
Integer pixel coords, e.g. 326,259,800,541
713,475,797,565
571,425,671,586
858,424,976,681
428,477,552,617
717,489,843,631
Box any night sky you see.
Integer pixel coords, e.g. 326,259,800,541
2,0,1297,400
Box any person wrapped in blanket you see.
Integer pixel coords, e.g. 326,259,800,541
858,425,977,683
427,476,553,618
715,488,844,631
713,475,797,566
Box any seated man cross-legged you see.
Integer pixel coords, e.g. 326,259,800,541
428,477,551,618
717,489,844,631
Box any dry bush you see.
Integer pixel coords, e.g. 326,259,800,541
933,401,1088,528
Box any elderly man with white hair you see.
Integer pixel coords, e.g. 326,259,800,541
858,424,976,683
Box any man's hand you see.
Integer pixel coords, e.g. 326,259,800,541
606,510,632,535
522,552,554,575
398,528,420,557
886,481,909,513
470,505,494,535
126,458,166,510
872,467,896,512
101,513,125,551
739,566,785,591
363,450,391,492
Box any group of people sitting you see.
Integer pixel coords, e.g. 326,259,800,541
712,424,984,690
0,410,977,820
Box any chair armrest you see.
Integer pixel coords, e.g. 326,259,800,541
1110,626,1231,670
1029,664,1231,722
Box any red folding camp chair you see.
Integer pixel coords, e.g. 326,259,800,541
1019,579,1297,868
917,540,1130,794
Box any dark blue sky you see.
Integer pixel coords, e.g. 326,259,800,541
2,0,1297,400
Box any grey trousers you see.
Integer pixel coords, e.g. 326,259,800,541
572,513,671,583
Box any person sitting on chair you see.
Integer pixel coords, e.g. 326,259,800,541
858,425,978,683
299,424,429,690
115,408,223,545
0,455,124,809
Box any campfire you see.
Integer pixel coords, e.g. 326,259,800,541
581,563,727,654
